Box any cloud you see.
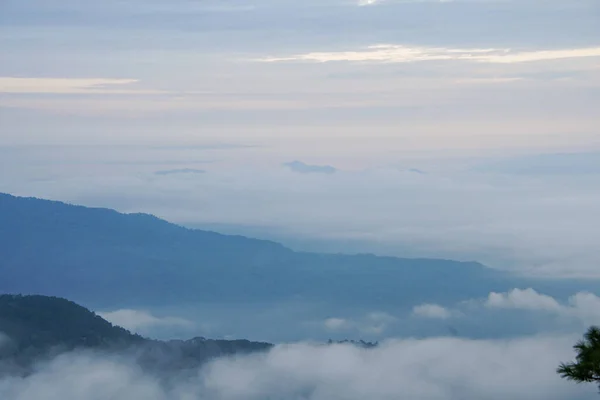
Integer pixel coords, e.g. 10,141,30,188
412,304,453,319
324,318,350,331
284,161,337,174
154,168,206,176
567,292,600,325
485,288,562,312
0,77,162,95
97,309,193,332
0,352,163,399
202,337,588,400
361,312,397,334
261,45,600,65
0,335,593,400
405,289,600,329
323,312,397,335
358,0,381,5
454,288,600,325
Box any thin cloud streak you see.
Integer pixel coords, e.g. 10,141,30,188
260,45,600,64
0,77,162,95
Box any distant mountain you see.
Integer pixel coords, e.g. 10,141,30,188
0,294,272,374
0,193,512,307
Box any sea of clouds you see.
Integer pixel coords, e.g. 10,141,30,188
0,334,596,400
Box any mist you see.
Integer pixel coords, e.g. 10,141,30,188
2,146,599,277
0,334,595,400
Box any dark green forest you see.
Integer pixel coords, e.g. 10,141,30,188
0,294,272,374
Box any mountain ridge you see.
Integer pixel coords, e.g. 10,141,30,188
0,192,481,265
0,192,506,308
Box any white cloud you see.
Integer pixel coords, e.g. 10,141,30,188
97,309,193,332
407,289,600,327
0,77,163,94
0,352,163,400
487,48,600,64
357,0,381,5
485,288,563,312
202,336,589,400
261,45,600,65
481,288,600,325
566,292,600,325
1,335,591,400
412,304,454,319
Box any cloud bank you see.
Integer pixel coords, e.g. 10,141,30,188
0,336,595,400
0,77,156,95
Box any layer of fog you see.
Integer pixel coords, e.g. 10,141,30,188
0,334,595,400
2,146,600,278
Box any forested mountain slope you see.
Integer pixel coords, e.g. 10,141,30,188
0,294,272,374
0,193,510,307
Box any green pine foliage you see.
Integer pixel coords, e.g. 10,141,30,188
558,326,600,389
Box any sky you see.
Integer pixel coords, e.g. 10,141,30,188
1,0,600,278
1,2,600,397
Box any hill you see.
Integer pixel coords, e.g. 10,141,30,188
0,193,510,307
0,294,141,353
0,294,272,374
